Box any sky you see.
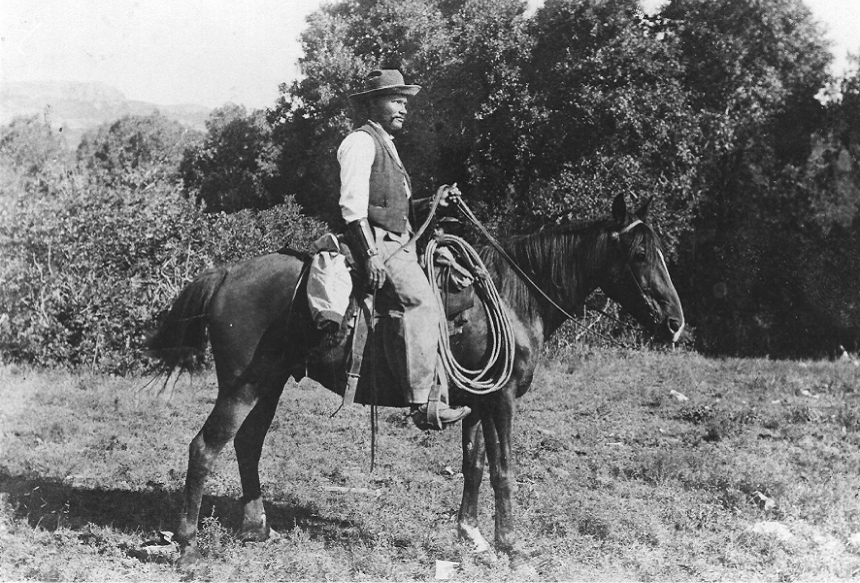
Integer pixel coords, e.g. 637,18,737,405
1,0,857,110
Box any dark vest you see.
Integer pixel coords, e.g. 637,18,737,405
357,123,413,234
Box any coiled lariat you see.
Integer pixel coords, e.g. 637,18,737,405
424,234,516,394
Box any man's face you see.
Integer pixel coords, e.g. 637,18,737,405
369,94,409,134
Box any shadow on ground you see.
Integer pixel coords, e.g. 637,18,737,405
0,467,363,543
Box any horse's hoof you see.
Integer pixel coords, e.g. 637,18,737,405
240,526,281,544
175,547,203,571
508,546,539,571
239,527,268,543
471,539,491,554
458,523,491,553
511,558,538,578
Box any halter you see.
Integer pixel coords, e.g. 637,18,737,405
618,220,661,333
619,219,642,235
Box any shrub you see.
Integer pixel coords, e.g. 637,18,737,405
0,172,325,373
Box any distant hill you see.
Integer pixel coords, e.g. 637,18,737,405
0,80,211,149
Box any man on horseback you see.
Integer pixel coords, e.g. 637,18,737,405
338,68,470,429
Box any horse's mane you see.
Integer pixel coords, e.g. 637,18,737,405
479,215,663,320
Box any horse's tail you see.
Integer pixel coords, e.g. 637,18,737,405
146,267,229,375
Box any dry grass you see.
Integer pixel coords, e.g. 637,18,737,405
2,350,860,581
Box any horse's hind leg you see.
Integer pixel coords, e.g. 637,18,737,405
175,386,259,569
235,382,285,542
458,407,491,552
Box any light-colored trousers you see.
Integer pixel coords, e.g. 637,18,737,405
374,227,448,404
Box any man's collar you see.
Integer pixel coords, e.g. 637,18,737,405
368,120,394,140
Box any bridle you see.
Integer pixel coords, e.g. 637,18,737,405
451,196,651,347
616,220,664,334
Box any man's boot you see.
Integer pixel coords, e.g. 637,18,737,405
411,402,470,430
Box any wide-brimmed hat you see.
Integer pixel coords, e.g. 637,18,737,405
349,69,421,100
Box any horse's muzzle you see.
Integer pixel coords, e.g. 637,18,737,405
664,316,685,344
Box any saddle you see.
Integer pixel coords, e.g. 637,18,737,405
280,236,477,408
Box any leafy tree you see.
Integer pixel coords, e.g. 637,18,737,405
521,0,704,252
77,112,202,189
0,115,73,224
0,114,69,177
180,104,280,212
657,0,833,354
269,0,532,224
803,59,860,231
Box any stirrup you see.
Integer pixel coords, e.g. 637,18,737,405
411,402,470,431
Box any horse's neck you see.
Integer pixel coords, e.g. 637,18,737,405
488,228,602,339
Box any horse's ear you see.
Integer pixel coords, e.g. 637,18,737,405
611,193,628,225
635,196,652,220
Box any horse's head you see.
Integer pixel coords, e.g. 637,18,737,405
597,194,685,343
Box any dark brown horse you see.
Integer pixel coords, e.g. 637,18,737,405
147,193,684,568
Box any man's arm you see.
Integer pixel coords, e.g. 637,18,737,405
338,131,387,290
338,131,376,223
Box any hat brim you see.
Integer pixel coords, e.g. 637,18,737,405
349,85,421,99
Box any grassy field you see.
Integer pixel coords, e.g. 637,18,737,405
2,349,860,581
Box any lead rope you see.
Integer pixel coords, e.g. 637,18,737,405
424,234,517,394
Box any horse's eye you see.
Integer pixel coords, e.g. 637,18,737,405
633,250,647,262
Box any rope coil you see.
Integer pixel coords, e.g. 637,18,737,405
424,234,516,394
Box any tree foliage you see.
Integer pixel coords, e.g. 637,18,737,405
0,115,69,177
0,171,324,372
180,104,280,212
3,0,859,367
266,0,851,356
76,112,202,188
0,112,324,372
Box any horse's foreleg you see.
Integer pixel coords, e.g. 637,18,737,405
481,392,517,556
175,389,257,570
234,383,284,543
458,407,490,553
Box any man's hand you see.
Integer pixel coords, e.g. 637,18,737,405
365,254,387,290
437,183,461,207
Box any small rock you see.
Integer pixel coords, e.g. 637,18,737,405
751,491,775,510
848,532,860,549
435,560,460,580
669,390,689,402
548,466,570,478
